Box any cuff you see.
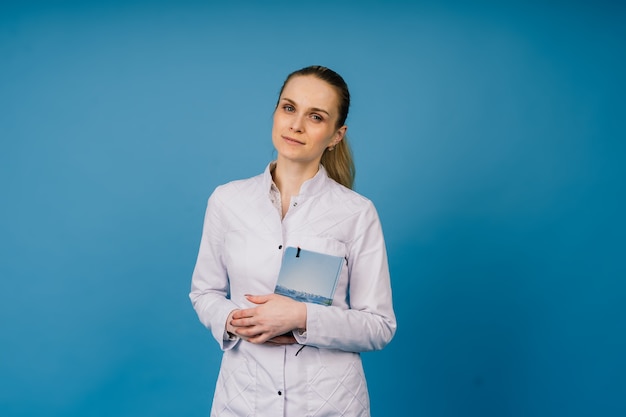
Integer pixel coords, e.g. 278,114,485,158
293,303,314,344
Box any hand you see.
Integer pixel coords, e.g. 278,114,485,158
225,310,297,344
226,310,298,345
266,333,298,345
229,294,307,344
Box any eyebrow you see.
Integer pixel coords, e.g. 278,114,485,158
280,97,331,117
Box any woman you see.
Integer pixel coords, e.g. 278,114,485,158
190,65,396,416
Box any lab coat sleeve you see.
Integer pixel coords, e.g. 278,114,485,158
189,190,240,351
294,200,397,352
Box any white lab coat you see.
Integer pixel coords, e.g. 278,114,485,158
190,164,396,416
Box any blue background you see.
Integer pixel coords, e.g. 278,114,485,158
1,1,625,416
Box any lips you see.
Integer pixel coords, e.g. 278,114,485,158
282,135,305,145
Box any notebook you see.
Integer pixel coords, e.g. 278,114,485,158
274,246,344,306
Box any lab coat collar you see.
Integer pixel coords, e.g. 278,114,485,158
262,162,331,198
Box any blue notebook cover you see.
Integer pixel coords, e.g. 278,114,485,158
274,246,344,306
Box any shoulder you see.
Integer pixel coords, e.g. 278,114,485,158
323,178,380,219
312,180,384,245
209,172,265,204
325,177,375,207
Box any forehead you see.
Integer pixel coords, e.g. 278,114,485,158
280,75,339,111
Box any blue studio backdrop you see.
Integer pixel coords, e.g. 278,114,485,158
1,1,624,416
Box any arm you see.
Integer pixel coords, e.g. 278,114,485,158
294,201,397,352
189,191,240,351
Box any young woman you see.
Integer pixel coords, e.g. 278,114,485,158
190,65,396,416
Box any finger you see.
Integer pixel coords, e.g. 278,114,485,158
267,335,297,345
245,294,271,304
265,340,293,345
230,317,254,328
247,334,271,344
232,308,255,319
232,326,259,339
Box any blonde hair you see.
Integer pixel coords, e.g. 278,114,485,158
277,65,355,189
321,136,355,189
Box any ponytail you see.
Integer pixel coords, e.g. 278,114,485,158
321,136,355,189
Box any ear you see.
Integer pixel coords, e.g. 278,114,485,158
331,125,347,147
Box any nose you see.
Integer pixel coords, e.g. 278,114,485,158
289,114,304,133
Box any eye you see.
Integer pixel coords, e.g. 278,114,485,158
282,104,295,113
310,114,323,122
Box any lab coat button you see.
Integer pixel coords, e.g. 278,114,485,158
278,390,282,396
278,245,283,250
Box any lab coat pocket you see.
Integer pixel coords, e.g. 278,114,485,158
306,349,370,417
212,348,257,416
285,235,347,258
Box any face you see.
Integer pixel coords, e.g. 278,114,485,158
272,75,347,167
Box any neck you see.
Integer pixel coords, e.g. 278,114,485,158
272,157,320,197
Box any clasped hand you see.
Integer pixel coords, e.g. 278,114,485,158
227,293,307,345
